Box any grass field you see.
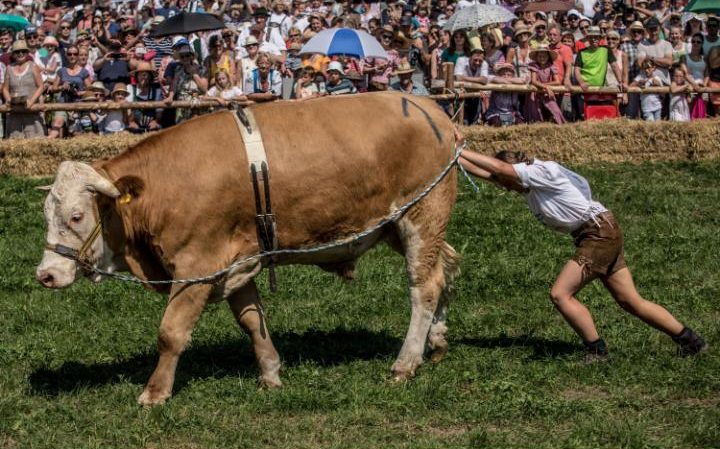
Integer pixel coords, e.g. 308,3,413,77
1,161,719,448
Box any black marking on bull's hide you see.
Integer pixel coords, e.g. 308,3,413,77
401,97,443,143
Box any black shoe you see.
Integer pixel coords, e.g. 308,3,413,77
672,327,708,357
584,338,609,364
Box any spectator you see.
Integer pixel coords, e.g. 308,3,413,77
481,30,505,76
441,29,469,65
704,16,720,55
430,29,449,80
165,44,208,122
243,52,282,101
621,21,645,118
238,36,261,83
324,60,356,95
205,34,236,86
93,44,131,91
56,20,74,66
485,62,526,126
49,45,92,139
681,33,706,119
390,61,429,95
365,25,398,91
631,59,664,121
128,62,163,133
68,91,103,136
102,82,130,134
575,26,623,91
638,17,672,84
669,66,690,122
455,46,489,125
36,36,61,84
547,24,574,120
203,69,246,105
529,20,548,48
705,46,720,116
605,30,628,107
293,65,324,99
683,14,704,43
527,45,565,124
2,40,44,138
0,27,13,62
507,24,532,80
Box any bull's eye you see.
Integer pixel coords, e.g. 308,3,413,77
70,212,84,223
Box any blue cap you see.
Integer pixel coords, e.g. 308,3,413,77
25,26,38,36
172,37,190,48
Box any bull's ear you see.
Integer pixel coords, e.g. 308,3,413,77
35,185,53,191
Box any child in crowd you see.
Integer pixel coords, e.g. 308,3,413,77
102,83,129,134
36,36,61,85
631,60,664,121
669,66,690,121
203,70,246,106
485,62,526,126
294,66,324,99
526,45,565,124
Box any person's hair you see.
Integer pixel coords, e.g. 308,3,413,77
214,69,230,84
641,58,655,69
301,66,315,77
448,29,470,56
481,31,498,50
670,63,684,78
495,150,533,165
209,34,222,49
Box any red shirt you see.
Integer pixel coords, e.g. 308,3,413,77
550,42,573,82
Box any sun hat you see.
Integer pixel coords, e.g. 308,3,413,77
529,44,557,62
11,40,29,53
644,17,661,29
345,69,364,81
111,82,129,96
80,91,97,102
151,15,165,25
42,36,59,47
253,6,269,16
392,61,414,76
90,81,109,95
381,24,395,37
628,20,645,31
243,35,259,46
533,19,547,30
327,61,343,73
130,61,156,75
469,42,484,54
514,25,531,38
567,8,581,18
606,30,620,39
494,62,515,74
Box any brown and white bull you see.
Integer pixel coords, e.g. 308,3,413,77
36,92,461,406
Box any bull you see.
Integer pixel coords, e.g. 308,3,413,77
36,92,461,406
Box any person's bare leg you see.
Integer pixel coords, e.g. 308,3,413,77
550,260,600,343
601,267,684,336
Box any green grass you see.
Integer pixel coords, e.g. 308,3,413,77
1,161,719,449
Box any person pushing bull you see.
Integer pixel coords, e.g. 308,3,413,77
458,148,707,362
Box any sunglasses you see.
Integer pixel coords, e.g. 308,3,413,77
579,25,590,30
14,50,28,54
67,51,78,55
60,26,71,30
692,39,703,43
608,37,619,40
535,26,546,30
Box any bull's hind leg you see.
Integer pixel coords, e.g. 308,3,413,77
138,283,211,406
391,216,459,380
427,242,460,363
226,279,282,388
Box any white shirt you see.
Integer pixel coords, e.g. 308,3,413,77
243,68,283,96
513,159,607,233
454,57,489,79
207,85,245,99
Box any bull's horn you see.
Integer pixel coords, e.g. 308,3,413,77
87,172,121,198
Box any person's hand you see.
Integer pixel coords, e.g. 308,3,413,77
164,96,174,106
579,80,589,91
25,98,36,109
214,97,227,107
545,86,554,96
129,122,139,130
621,93,628,104
619,82,628,92
62,81,71,91
185,64,198,75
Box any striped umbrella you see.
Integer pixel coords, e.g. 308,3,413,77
300,28,388,59
443,4,516,32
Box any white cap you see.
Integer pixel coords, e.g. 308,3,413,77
327,61,343,73
567,8,581,17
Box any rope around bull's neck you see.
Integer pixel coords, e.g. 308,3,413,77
90,142,475,286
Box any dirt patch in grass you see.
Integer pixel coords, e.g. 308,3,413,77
561,385,611,401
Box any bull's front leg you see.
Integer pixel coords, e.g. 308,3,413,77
226,280,282,388
138,283,210,406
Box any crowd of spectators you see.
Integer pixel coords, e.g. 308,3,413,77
0,0,719,138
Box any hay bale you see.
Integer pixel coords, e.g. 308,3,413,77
462,118,720,163
2,119,720,177
0,133,145,177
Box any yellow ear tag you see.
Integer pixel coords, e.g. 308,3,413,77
118,193,133,205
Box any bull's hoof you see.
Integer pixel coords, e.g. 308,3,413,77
259,375,283,389
390,363,417,382
137,389,170,407
429,346,448,363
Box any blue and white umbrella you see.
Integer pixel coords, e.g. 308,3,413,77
300,28,388,59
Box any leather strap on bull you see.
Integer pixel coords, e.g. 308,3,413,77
234,107,279,292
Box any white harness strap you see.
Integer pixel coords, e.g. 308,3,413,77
233,108,268,174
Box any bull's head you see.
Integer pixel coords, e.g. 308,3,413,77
36,161,120,289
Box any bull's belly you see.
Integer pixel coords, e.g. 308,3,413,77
275,227,387,266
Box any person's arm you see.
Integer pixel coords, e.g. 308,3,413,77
27,64,45,108
93,54,107,71
610,61,625,90
669,79,688,94
622,52,629,86
562,54,572,90
574,64,588,91
458,150,519,184
2,70,10,104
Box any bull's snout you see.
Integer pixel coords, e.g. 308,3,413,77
37,269,60,288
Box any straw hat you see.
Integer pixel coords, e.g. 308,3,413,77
11,40,29,53
392,61,414,76
111,82,129,96
42,36,59,47
494,62,515,74
380,24,395,37
628,20,645,31
90,81,109,95
529,44,557,62
514,25,531,38
130,61,156,75
243,36,259,47
345,70,364,81
80,91,97,102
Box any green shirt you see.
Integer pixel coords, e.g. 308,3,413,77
575,46,615,86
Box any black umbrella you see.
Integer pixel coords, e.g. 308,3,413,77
150,12,226,37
